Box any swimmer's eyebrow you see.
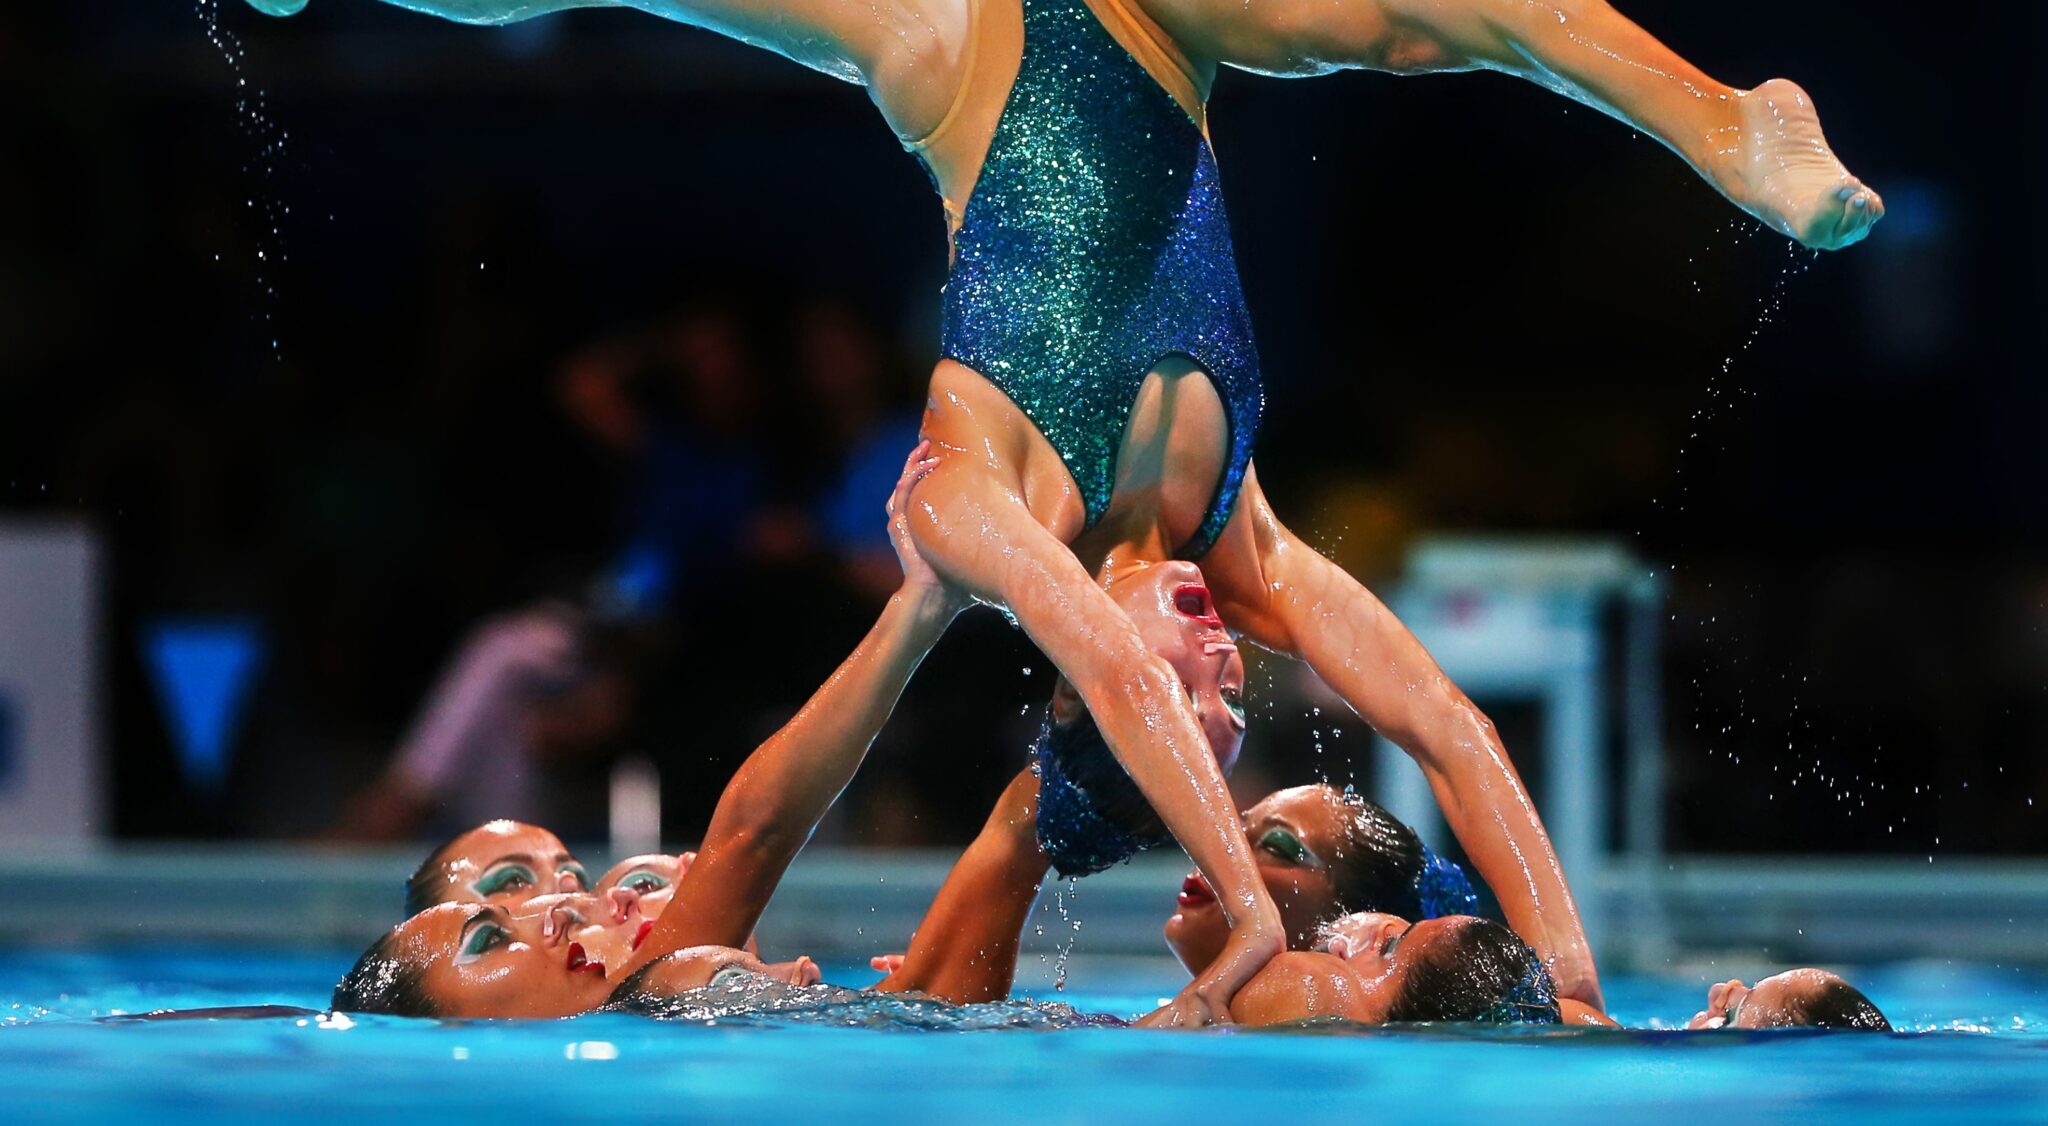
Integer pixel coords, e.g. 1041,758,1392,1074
480,853,536,867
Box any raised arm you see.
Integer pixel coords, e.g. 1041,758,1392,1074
1209,469,1602,1008
1146,0,1880,249
624,444,965,970
875,768,1049,1003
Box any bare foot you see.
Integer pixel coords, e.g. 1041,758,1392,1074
1717,78,1882,250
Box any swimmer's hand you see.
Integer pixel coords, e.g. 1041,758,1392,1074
887,440,967,617
1137,925,1285,1029
1687,979,1752,1030
870,953,906,976
1547,949,1604,1013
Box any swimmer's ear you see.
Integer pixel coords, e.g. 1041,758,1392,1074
1049,677,1086,723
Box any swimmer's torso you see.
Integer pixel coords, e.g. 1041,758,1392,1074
889,0,1263,560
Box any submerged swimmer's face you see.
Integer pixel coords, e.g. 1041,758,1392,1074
1164,785,1349,974
404,895,623,1019
411,820,589,912
1095,560,1248,772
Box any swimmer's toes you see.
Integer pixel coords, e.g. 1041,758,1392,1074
1821,182,1884,250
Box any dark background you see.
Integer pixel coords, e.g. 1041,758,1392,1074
2,2,2041,853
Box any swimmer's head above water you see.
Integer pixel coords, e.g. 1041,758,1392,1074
1034,560,1247,877
1230,912,1559,1027
1164,783,1475,974
331,887,811,1019
403,820,589,915
334,894,632,1018
591,851,693,922
1687,969,1891,1031
1322,913,1558,1024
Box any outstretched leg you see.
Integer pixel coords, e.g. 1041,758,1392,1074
1407,0,1881,247
1202,465,1603,1007
1236,0,1883,248
901,457,1284,1024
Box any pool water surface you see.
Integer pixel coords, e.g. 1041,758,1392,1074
4,947,2044,1124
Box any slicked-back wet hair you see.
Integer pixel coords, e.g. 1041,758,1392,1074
331,932,437,1018
1796,978,1892,1031
1384,917,1558,1024
1324,790,1426,921
404,837,465,917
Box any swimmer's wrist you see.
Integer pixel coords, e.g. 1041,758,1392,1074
898,578,968,622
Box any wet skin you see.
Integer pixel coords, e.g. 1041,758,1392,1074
1688,968,1872,1030
592,852,692,923
1225,913,1476,1025
418,820,589,910
1163,784,1355,976
250,0,1897,1020
399,891,817,1018
406,897,619,1018
1051,559,1248,773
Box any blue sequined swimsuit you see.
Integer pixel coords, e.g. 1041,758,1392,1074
938,0,1264,560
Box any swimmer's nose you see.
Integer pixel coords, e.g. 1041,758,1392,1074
527,894,591,942
605,886,643,925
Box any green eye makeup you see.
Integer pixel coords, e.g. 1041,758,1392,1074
621,870,670,894
456,922,508,964
1259,828,1310,865
473,865,536,897
559,864,589,891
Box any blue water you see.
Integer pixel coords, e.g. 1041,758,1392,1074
4,947,2045,1124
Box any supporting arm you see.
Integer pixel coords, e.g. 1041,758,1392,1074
624,445,964,971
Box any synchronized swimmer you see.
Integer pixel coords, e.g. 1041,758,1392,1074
245,0,1884,1023
331,452,1889,1033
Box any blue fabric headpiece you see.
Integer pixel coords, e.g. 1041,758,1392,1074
1414,844,1478,919
1479,957,1562,1025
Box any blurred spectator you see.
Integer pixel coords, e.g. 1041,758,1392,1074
793,296,927,601
331,299,780,840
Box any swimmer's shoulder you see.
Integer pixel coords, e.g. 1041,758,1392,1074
1229,950,1372,1026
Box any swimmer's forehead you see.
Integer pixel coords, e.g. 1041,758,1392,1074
1244,785,1342,831
437,820,575,873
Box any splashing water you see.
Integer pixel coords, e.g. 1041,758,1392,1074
195,0,294,364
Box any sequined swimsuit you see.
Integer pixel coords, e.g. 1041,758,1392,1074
935,0,1264,560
